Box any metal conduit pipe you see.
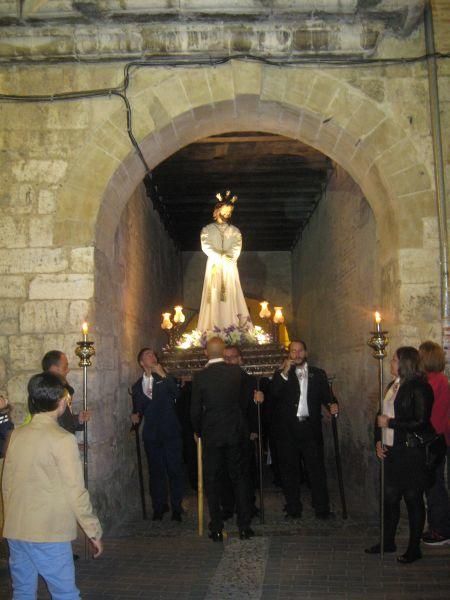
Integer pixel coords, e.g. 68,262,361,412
424,2,450,343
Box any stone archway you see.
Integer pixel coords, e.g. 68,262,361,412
49,62,439,522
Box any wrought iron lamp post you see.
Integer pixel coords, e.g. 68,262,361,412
75,322,95,559
367,311,389,559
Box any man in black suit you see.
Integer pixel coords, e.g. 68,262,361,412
272,340,338,519
221,345,263,519
131,348,184,522
191,337,253,541
42,350,91,434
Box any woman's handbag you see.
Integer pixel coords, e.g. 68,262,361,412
406,431,447,470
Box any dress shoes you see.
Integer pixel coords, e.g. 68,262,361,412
239,527,255,540
284,512,302,520
171,510,182,522
397,549,422,564
315,511,336,520
208,531,224,542
364,543,396,554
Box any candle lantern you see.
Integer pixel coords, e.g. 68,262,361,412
272,306,284,344
161,312,173,330
173,306,186,324
367,310,389,559
161,312,174,346
259,301,271,320
273,307,284,324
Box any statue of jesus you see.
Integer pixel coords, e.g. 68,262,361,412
197,191,252,333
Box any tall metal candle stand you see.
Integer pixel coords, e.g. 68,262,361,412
367,314,389,559
75,324,96,558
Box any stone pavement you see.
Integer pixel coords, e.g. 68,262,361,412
1,487,449,599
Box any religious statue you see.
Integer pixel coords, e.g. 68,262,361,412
197,191,252,333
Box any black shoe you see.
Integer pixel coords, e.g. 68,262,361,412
239,527,255,540
171,511,182,522
364,543,396,554
315,511,336,520
397,549,422,564
209,531,223,542
73,553,79,561
152,511,163,521
285,511,302,520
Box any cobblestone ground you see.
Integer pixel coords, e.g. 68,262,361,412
1,485,449,599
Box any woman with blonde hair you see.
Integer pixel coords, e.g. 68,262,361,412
419,341,450,546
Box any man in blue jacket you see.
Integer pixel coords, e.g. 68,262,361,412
131,348,184,522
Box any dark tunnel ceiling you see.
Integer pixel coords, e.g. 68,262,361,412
146,132,333,252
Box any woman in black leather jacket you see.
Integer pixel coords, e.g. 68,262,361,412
365,346,434,563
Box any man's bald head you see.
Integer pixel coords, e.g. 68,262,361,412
206,337,225,359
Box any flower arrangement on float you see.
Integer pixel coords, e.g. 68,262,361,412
176,316,271,349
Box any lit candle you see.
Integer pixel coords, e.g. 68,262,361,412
82,321,88,341
273,306,284,324
259,301,271,319
375,311,382,333
173,306,185,324
161,312,173,330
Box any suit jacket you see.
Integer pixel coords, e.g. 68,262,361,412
375,376,434,446
191,361,246,446
271,365,333,440
2,413,102,542
242,371,258,436
132,373,181,442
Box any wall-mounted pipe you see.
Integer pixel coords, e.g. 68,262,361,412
424,2,450,341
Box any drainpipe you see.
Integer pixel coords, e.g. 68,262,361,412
424,2,450,352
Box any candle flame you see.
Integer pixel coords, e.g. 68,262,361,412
82,322,88,335
375,311,381,324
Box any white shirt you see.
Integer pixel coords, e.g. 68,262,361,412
281,363,309,418
382,378,400,447
206,358,225,367
142,373,154,399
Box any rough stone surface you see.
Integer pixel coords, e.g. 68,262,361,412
292,167,382,515
29,274,94,300
0,4,447,532
90,183,182,526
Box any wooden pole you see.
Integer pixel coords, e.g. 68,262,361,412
197,437,204,536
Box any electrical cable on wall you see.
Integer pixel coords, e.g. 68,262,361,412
0,51,448,206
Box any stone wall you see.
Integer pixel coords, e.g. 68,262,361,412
291,167,381,515
182,250,292,322
0,4,447,526
90,183,181,526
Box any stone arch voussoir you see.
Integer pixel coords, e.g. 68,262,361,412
55,65,429,259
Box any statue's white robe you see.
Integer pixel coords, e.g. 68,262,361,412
197,222,252,332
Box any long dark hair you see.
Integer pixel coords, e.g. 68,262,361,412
396,346,424,382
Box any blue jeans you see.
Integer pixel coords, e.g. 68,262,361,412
7,539,80,600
